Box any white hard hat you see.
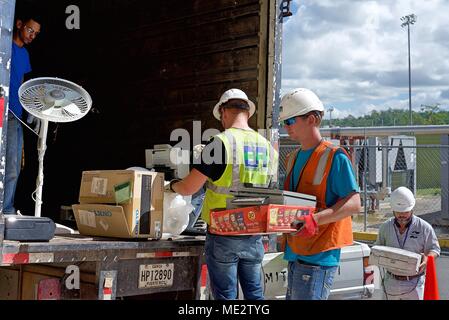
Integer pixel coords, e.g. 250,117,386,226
279,88,325,122
390,187,415,212
213,89,256,120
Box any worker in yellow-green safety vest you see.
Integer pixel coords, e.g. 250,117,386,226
169,88,278,300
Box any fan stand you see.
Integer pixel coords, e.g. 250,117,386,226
19,78,92,219
35,118,77,235
34,119,49,217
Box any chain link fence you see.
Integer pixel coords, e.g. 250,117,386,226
279,138,449,233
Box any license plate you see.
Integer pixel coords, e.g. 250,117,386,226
139,263,174,289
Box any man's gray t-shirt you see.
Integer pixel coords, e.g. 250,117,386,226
375,215,440,256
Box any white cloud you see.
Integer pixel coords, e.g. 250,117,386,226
282,0,449,118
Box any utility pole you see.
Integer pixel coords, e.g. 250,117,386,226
328,106,334,127
401,14,417,126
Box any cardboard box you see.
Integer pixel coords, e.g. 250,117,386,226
73,170,164,239
209,205,316,236
72,203,163,239
79,170,164,205
369,245,422,276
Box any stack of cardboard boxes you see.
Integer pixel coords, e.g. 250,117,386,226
72,170,164,239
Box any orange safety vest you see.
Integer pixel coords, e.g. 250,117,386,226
280,140,354,256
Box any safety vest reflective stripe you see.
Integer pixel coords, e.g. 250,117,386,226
230,134,241,189
285,150,299,179
285,146,332,188
268,134,277,184
313,147,332,185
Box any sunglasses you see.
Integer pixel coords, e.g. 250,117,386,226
282,112,320,126
282,117,298,126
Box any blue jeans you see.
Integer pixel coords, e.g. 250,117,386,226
286,260,338,300
205,233,264,300
3,114,23,214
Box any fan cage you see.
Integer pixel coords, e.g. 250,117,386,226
19,77,92,123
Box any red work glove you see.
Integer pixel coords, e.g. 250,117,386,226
291,214,318,238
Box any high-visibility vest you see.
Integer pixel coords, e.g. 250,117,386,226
279,140,353,255
201,128,279,225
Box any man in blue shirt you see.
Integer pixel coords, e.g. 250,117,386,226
4,12,41,214
279,88,361,300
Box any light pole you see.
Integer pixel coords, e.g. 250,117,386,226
328,106,334,127
401,14,417,126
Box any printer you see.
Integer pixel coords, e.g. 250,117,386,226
228,187,316,209
145,144,205,235
145,144,190,181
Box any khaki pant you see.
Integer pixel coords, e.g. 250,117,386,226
382,273,425,300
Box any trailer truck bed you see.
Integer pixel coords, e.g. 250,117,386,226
0,234,205,300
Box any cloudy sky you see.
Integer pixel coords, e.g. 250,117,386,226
282,0,449,119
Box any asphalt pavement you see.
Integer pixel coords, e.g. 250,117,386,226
369,250,449,300
436,251,449,300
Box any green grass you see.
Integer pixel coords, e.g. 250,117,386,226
416,135,442,189
416,188,441,197
416,135,442,145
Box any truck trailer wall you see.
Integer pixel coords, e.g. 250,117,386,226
11,0,281,220
0,0,16,215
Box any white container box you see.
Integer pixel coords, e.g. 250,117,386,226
369,245,422,276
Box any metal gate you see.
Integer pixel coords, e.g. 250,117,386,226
279,134,449,232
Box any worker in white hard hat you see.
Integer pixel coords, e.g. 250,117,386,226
168,88,278,300
375,186,440,300
278,88,361,300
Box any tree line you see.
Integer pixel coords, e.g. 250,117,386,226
323,105,449,127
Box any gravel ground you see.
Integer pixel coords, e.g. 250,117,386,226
353,195,449,238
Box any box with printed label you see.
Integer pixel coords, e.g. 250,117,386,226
73,170,164,239
72,203,163,239
78,170,164,205
209,205,316,236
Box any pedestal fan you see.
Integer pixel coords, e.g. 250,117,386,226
19,77,92,217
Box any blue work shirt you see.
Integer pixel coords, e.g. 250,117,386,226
9,42,32,118
284,146,359,267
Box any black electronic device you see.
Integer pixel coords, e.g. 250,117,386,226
4,215,56,242
228,187,316,209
